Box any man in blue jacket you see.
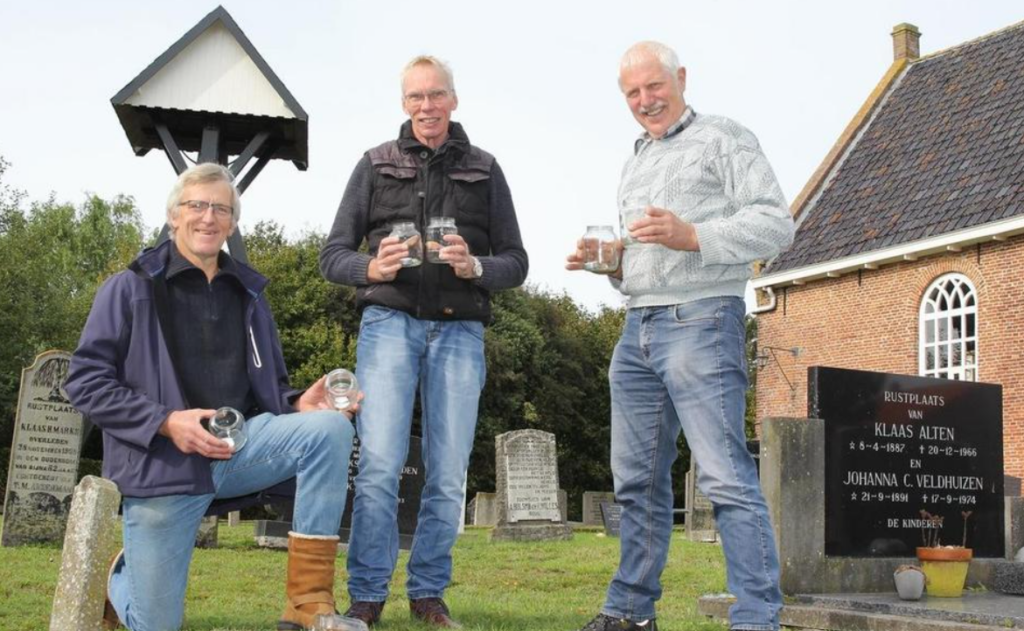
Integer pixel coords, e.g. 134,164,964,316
66,163,357,631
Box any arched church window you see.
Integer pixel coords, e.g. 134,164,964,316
919,274,977,381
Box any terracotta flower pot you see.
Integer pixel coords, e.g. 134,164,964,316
916,546,973,597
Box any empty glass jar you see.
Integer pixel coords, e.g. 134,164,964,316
619,194,650,247
425,217,458,263
390,222,423,267
582,225,620,273
312,613,370,631
324,368,360,412
208,407,247,453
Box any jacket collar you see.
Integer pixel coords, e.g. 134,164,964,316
129,239,269,296
397,120,470,157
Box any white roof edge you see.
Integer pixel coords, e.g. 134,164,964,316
753,214,1024,289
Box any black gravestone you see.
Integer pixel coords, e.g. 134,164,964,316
810,366,1002,558
255,435,424,550
600,502,623,537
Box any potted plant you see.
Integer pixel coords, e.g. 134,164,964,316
915,510,973,597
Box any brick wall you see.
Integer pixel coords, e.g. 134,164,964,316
756,238,1024,476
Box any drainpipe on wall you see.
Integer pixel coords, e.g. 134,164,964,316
750,287,777,315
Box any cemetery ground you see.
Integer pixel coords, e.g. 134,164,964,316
0,519,729,631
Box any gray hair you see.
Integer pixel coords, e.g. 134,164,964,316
165,163,241,236
620,40,681,78
401,55,456,96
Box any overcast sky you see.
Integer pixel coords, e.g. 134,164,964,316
1,1,1021,311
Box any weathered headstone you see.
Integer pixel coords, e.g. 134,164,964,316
195,515,219,548
469,492,498,526
49,476,121,631
254,435,424,550
600,501,623,537
491,429,573,542
2,351,84,546
583,492,616,526
685,466,717,543
227,510,241,527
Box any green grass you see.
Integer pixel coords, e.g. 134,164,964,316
0,520,729,631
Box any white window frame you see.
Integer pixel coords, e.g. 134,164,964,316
919,273,978,381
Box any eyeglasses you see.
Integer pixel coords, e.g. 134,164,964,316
403,89,451,105
179,200,233,219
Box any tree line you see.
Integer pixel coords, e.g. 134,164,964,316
0,158,758,519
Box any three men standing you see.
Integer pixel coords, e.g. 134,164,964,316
568,41,794,631
320,55,528,627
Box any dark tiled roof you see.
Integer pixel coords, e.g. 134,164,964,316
768,22,1024,274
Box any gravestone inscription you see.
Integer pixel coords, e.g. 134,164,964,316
810,366,1003,557
492,429,572,542
2,351,84,547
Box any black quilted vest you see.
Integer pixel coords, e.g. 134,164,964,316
358,121,495,322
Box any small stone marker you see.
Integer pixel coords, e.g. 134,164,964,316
583,492,616,526
685,464,717,543
195,515,219,548
491,429,572,542
227,510,241,527
2,351,84,546
600,502,623,537
49,476,121,631
469,492,498,526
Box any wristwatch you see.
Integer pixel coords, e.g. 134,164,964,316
471,256,484,279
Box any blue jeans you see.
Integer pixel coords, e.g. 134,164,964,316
109,410,354,631
346,306,485,602
602,297,781,630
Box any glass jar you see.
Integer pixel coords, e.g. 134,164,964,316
208,407,247,453
425,217,458,264
324,368,360,412
389,222,423,267
312,613,370,631
582,225,620,273
619,193,650,247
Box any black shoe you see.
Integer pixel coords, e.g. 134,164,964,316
576,613,658,631
345,600,385,627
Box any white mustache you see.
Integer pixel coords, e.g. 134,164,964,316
639,102,667,115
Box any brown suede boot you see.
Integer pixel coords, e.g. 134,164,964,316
277,533,341,631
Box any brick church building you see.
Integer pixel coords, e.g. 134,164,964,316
754,21,1024,477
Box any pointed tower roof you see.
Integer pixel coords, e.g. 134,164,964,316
112,6,308,168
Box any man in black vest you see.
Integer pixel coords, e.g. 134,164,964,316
320,55,528,628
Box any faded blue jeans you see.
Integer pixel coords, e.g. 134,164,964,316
346,306,485,602
108,410,354,631
602,297,782,630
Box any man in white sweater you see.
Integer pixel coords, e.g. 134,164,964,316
567,41,794,631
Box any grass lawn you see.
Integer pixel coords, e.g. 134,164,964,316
0,520,729,631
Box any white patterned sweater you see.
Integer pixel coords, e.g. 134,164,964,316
616,108,795,308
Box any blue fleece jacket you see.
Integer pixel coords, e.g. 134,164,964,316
65,241,300,498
